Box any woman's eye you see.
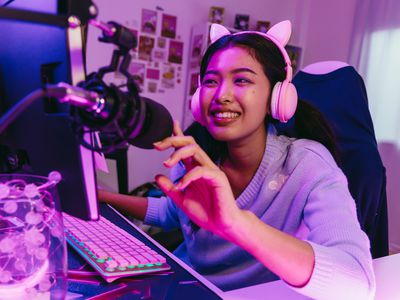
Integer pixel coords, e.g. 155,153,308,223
235,78,251,84
203,79,218,86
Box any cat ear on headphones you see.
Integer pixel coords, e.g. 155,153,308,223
266,20,291,47
209,23,231,43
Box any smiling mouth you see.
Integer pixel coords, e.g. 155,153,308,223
211,111,241,119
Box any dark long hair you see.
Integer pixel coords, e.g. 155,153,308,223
186,33,340,164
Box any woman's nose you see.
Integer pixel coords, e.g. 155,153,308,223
214,81,233,104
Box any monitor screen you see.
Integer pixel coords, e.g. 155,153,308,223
0,6,99,220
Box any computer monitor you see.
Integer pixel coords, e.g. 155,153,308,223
0,5,99,220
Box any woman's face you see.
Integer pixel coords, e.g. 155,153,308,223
200,46,271,144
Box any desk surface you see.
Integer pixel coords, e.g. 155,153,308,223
66,204,223,299
223,253,400,300
67,205,400,300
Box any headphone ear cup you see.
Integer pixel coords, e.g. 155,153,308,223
279,81,298,122
190,87,205,125
270,81,282,121
270,81,298,123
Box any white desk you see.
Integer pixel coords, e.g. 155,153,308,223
373,253,400,300
223,253,400,300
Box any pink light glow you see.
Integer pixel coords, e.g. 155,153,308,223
0,259,49,299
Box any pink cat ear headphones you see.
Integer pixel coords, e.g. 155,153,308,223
191,20,298,125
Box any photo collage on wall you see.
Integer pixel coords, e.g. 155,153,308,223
114,8,184,94
207,7,272,34
207,7,302,73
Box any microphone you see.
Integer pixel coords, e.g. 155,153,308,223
130,96,174,149
50,82,173,150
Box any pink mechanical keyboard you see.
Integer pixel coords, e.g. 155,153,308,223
63,212,171,282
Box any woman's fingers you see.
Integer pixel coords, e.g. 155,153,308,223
153,135,196,150
155,175,184,208
163,144,216,169
173,119,184,136
176,166,224,190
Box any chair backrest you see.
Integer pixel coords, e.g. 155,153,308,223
292,61,388,258
301,60,349,74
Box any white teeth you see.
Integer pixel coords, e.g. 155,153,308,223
214,112,240,119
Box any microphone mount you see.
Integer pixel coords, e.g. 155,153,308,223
71,19,145,153
88,19,139,90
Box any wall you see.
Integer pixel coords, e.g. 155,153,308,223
89,0,358,190
299,0,358,66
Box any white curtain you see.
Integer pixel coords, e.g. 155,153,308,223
350,0,400,145
349,0,400,254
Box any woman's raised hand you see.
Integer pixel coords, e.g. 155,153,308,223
153,121,243,239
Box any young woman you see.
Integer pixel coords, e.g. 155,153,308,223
100,21,375,299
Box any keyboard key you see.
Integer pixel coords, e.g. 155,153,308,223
105,260,118,269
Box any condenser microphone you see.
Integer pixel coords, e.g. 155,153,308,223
48,82,173,150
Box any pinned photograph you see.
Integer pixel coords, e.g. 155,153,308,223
234,14,250,31
153,49,167,62
128,62,146,88
209,6,224,24
138,35,155,61
191,34,203,59
256,21,270,33
141,9,157,34
168,40,184,64
157,37,167,49
147,81,157,93
189,73,199,96
161,63,175,89
146,68,160,80
161,14,177,39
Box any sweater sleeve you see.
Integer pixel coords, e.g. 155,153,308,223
144,195,180,230
143,162,187,231
289,169,376,300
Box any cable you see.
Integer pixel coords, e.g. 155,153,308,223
0,88,46,134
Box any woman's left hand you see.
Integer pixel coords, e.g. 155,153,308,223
153,121,243,240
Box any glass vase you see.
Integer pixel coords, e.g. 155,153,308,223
0,172,67,299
